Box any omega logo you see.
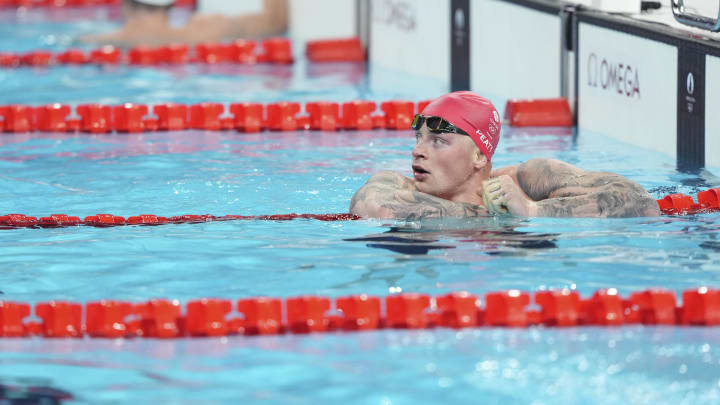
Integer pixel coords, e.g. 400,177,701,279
586,53,641,98
685,72,696,113
373,0,417,32
453,8,465,46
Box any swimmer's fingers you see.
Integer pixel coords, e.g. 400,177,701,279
480,186,498,214
481,181,507,215
486,180,502,193
491,192,508,214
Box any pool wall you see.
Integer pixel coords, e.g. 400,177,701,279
364,0,720,172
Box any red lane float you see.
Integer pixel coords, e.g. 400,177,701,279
229,102,263,133
1,105,34,133
504,98,573,127
56,49,87,64
113,103,148,133
3,287,720,339
128,46,160,66
154,103,188,131
381,100,415,130
136,299,182,338
90,46,122,64
306,37,366,63
0,53,21,68
20,50,52,67
158,44,189,64
76,104,112,133
485,290,530,327
266,102,301,131
341,100,376,130
190,103,224,131
36,104,71,132
585,289,624,326
657,188,720,215
260,37,293,64
306,101,340,131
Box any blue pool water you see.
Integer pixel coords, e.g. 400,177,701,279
2,11,720,405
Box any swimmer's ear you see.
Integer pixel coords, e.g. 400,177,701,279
472,148,488,169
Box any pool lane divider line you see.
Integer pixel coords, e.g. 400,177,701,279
1,187,718,229
1,288,720,339
0,0,195,9
1,36,365,67
0,213,360,229
1,38,294,68
0,98,573,134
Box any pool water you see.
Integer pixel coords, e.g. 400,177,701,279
2,10,720,405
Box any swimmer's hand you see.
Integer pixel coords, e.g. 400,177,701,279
481,175,537,216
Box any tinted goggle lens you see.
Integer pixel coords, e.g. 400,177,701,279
411,114,423,130
411,114,467,135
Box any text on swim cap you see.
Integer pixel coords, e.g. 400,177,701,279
475,130,494,154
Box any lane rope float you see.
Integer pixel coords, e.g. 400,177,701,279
1,287,720,339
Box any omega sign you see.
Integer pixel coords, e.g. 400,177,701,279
372,0,417,31
586,53,641,98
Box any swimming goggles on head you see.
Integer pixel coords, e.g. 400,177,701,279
411,114,468,135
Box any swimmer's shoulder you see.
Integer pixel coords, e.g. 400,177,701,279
181,14,236,43
76,30,127,47
366,171,415,189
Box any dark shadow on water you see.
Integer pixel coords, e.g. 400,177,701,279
0,377,73,405
344,219,559,256
674,167,720,189
700,241,720,252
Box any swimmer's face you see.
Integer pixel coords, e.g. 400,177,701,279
412,123,482,200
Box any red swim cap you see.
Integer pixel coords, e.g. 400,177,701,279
421,91,501,161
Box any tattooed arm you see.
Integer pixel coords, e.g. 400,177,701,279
510,158,660,217
350,171,488,220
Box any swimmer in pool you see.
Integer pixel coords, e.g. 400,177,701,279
80,0,288,47
349,91,660,219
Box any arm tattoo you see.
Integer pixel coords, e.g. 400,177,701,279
350,171,487,220
517,158,582,200
375,188,486,220
517,158,660,218
350,171,414,214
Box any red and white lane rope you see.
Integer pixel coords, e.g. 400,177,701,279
1,287,720,339
0,98,573,134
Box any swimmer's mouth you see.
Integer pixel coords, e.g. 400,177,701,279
412,165,429,174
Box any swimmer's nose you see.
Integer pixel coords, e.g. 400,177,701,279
412,140,427,160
